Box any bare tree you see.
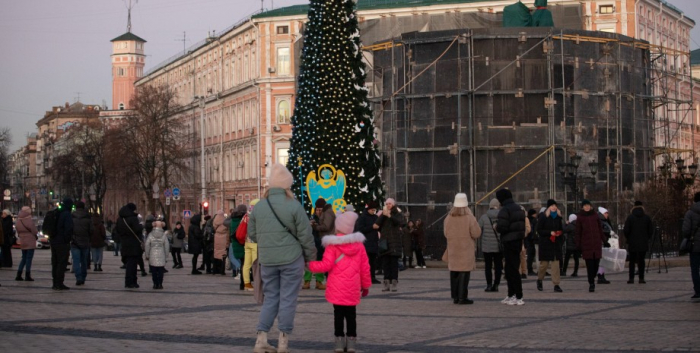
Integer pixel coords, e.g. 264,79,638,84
0,127,12,187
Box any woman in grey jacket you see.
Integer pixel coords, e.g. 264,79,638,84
249,163,317,353
478,198,502,292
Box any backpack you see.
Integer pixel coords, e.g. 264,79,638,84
203,221,215,244
42,209,60,238
235,214,249,245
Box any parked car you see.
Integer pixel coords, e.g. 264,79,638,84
36,231,50,249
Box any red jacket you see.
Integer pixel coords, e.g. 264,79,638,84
309,232,372,306
575,209,606,260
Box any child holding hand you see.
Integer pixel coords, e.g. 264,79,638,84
309,211,371,353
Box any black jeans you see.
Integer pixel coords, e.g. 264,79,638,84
192,253,200,270
125,256,140,287
333,305,357,337
51,243,70,287
628,251,646,280
585,258,601,285
414,249,426,267
367,251,378,278
526,239,536,273
382,255,400,280
450,271,471,301
564,250,581,274
483,252,503,286
138,256,146,272
151,266,165,286
203,249,213,272
503,240,523,299
171,248,182,266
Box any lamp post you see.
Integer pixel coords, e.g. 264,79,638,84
559,154,598,212
196,96,206,208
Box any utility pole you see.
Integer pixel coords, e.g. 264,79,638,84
175,32,187,55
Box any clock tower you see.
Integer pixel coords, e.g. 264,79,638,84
110,31,146,110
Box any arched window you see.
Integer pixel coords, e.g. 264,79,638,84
118,103,125,110
277,100,290,124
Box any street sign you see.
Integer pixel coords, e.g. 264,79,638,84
173,195,180,201
183,209,192,218
164,189,172,198
172,188,180,197
165,197,171,206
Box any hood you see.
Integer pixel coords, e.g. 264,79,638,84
190,213,202,226
321,232,366,256
486,208,500,218
631,206,645,217
149,228,165,239
496,189,512,204
118,205,137,219
535,0,547,7
18,207,32,219
62,198,74,212
73,209,90,219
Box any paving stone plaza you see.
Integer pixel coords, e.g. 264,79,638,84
0,250,698,353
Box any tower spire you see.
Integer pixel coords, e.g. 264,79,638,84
125,0,138,33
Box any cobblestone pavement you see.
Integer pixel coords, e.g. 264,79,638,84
0,249,698,352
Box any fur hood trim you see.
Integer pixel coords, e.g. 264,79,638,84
321,232,366,247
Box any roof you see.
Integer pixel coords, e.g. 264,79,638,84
252,0,490,19
110,32,147,43
692,49,700,66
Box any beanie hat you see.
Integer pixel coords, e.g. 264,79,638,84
568,214,577,223
598,207,608,214
581,199,591,207
489,198,500,209
268,163,294,189
315,198,327,208
366,200,379,210
236,204,248,214
528,208,537,216
495,189,512,203
385,198,396,205
126,202,137,212
345,204,355,213
335,211,359,235
546,199,557,208
250,199,260,206
634,201,643,206
453,193,468,208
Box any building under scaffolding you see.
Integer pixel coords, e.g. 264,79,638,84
369,28,657,256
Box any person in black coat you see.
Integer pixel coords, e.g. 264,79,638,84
1,209,14,268
495,189,526,305
373,198,405,292
562,214,580,277
525,209,538,276
51,198,74,290
116,203,144,288
536,199,565,293
682,192,700,299
188,213,204,275
623,201,654,284
355,201,380,284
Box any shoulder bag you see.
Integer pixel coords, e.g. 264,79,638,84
265,199,303,250
122,218,144,251
488,217,504,253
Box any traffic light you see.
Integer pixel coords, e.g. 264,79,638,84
202,201,209,215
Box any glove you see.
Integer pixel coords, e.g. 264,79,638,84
362,288,369,297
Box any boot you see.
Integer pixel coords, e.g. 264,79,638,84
25,271,34,281
334,336,346,353
277,332,289,353
390,279,398,292
537,280,543,291
457,272,473,304
15,272,24,281
639,277,646,284
253,331,277,353
571,271,578,277
589,283,595,292
484,283,493,292
597,274,610,284
99,265,103,271
302,281,310,289
491,283,499,292
346,336,357,353
554,285,563,292
316,282,326,290
371,276,381,284
382,279,390,292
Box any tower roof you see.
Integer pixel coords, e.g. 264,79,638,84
110,32,147,43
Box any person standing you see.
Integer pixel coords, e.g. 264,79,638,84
116,203,144,289
535,199,564,293
241,200,259,290
563,214,581,277
71,201,94,286
525,209,539,276
225,204,247,286
373,198,405,292
444,193,481,304
1,209,14,268
355,201,381,284
308,198,334,290
495,189,526,306
188,213,204,275
249,163,316,353
412,219,426,268
402,220,415,269
51,199,74,290
201,215,214,274
575,199,606,293
145,220,170,289
170,222,185,269
623,201,653,284
15,206,38,281
597,207,613,284
478,198,502,292
682,192,700,299
112,220,121,256
212,210,230,276
90,214,106,272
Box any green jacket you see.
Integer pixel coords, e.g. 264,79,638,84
248,188,317,266
227,215,245,259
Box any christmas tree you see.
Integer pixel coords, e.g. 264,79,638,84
287,0,384,214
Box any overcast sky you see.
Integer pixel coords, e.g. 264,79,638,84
1,0,699,152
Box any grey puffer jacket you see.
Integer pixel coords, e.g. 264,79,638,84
72,209,94,249
682,202,700,253
478,208,501,253
171,224,185,249
145,228,170,267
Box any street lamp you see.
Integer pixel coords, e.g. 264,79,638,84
560,154,598,211
195,96,206,208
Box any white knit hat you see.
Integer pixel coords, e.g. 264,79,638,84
598,207,608,214
268,163,294,189
453,193,468,208
335,211,359,235
568,214,577,223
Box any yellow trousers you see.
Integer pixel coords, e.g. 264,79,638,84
243,242,258,284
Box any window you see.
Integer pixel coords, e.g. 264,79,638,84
277,26,289,34
277,47,291,75
277,100,290,124
277,148,289,165
599,5,614,14
118,67,125,76
118,103,125,110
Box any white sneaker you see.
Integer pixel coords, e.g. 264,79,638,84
414,266,421,269
422,266,427,269
501,296,515,304
508,298,525,306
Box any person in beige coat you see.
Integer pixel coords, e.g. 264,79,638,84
213,210,230,276
15,206,38,281
444,193,481,304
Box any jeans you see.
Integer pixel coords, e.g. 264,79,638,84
171,247,182,267
18,249,35,273
51,243,70,287
367,251,378,278
585,258,601,285
125,256,139,286
191,253,200,271
382,255,400,280
334,305,357,337
503,240,523,299
113,242,121,256
151,266,165,286
628,251,646,280
90,247,104,265
450,271,471,301
228,244,239,270
243,242,258,284
483,252,503,286
563,250,581,274
70,247,90,282
690,252,700,295
257,255,305,334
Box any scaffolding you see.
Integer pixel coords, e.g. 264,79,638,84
368,28,660,257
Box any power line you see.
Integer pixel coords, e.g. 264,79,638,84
0,108,43,117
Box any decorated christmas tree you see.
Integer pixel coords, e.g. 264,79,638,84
287,0,384,214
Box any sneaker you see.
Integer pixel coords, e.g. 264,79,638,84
511,298,525,306
414,265,421,269
501,296,515,305
422,266,427,269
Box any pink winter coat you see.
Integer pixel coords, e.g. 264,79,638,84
15,207,38,250
309,232,372,306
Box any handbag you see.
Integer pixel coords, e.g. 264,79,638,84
488,217,504,253
378,237,388,252
122,218,144,251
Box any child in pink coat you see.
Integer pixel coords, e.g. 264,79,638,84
309,210,371,353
